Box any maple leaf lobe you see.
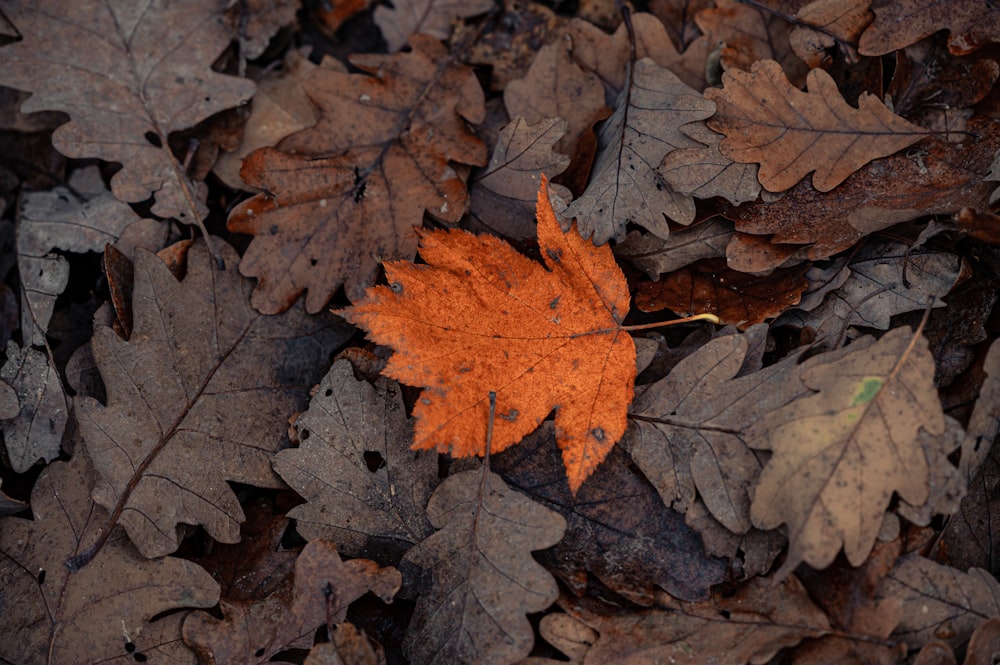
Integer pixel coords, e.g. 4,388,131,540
341,177,636,492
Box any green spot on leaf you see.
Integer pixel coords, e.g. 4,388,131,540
850,377,884,406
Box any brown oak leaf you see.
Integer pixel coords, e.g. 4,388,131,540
706,59,928,193
567,59,716,243
0,0,255,225
615,218,734,279
341,178,636,493
789,0,873,68
750,327,946,572
0,451,219,664
859,0,1000,56
374,0,495,52
273,360,439,562
657,121,762,206
229,35,486,312
73,239,352,561
401,468,566,665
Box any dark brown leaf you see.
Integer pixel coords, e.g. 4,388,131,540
859,0,1000,56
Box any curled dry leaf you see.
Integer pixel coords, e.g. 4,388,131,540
563,575,830,665
0,451,220,664
706,59,928,193
401,468,566,665
615,218,734,280
468,116,571,238
374,0,495,52
229,35,486,312
878,555,1000,653
341,178,636,493
750,327,945,572
74,239,352,560
272,360,439,561
859,0,1000,56
0,0,255,223
634,258,809,329
183,540,401,665
567,59,716,243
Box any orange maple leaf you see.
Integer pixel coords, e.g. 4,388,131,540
341,176,636,492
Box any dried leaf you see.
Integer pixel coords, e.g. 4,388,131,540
564,575,830,665
0,0,255,222
401,468,566,665
750,327,946,571
374,0,495,52
635,258,809,328
706,60,927,193
0,342,67,472
229,35,486,311
304,623,385,665
878,555,1000,652
649,0,713,52
887,43,1000,118
538,613,598,662
467,116,571,238
615,218,734,279
183,541,401,665
341,179,636,493
74,239,352,559
493,423,727,604
227,0,299,59
789,0,873,68
567,59,716,243
965,618,1000,665
658,122,762,206
859,0,1000,56
273,360,438,561
0,451,219,664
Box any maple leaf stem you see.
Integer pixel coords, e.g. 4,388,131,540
621,313,720,332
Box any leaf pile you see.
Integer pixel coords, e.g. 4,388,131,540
2,0,1000,663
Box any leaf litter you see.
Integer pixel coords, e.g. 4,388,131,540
1,1,1000,663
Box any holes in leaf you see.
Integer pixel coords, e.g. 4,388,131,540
133,652,147,662
143,132,162,148
324,388,333,397
36,569,45,584
364,451,385,472
310,258,318,267
301,429,311,440
124,642,136,653
255,647,266,657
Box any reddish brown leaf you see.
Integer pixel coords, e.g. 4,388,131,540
887,43,999,118
789,0,873,68
229,35,486,312
649,0,714,51
341,179,636,492
74,240,352,560
859,0,1000,56
706,60,928,193
635,258,809,328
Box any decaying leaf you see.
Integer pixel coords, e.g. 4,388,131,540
183,540,401,665
494,423,728,604
229,35,486,311
467,116,571,238
634,258,809,328
0,451,220,664
273,360,438,562
750,327,946,572
706,59,928,193
342,178,636,493
567,59,716,243
74,239,352,560
878,555,1000,653
401,468,566,665
563,575,830,665
0,341,67,472
859,0,1000,56
789,0,873,68
887,43,1000,118
615,218,734,279
0,0,255,223
374,0,495,52
227,0,300,59
657,122,762,206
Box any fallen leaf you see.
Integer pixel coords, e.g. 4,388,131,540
273,359,439,562
858,0,1000,56
183,540,401,665
649,0,713,52
683,498,787,579
886,43,999,118
493,423,727,603
615,218,734,279
657,121,762,206
538,612,598,662
73,239,352,560
229,35,486,311
0,450,220,664
626,332,810,535
706,59,928,193
0,341,67,472
0,0,255,224
563,575,830,665
227,0,299,59
964,617,1000,665
401,468,566,665
878,555,1000,653
634,258,809,328
750,327,946,571
789,0,873,68
567,59,716,243
722,117,1000,260
374,0,495,52
341,178,636,493
467,116,571,238
304,623,385,665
